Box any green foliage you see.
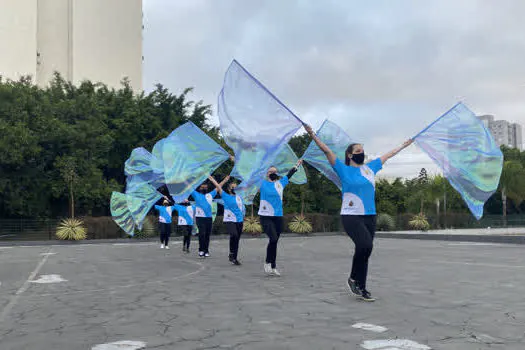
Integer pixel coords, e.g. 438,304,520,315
288,215,313,234
408,213,430,231
0,74,213,218
243,216,262,234
56,218,87,240
376,213,396,231
2,74,525,223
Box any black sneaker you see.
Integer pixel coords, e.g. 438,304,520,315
347,279,361,296
359,289,376,302
228,255,234,262
231,259,241,266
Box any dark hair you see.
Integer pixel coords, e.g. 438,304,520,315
225,179,237,194
345,143,360,165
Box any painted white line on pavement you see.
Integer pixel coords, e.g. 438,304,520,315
361,339,431,350
352,323,388,333
31,274,67,284
92,340,146,350
40,252,57,256
0,248,52,322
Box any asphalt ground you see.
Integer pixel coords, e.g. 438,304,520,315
0,236,523,349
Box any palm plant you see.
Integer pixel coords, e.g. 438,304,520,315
243,216,262,235
408,213,430,231
56,218,87,240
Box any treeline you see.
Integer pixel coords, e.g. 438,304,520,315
1,76,523,220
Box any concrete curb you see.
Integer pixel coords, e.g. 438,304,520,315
1,231,525,247
376,232,525,244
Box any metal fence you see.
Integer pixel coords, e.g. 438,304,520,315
0,219,59,241
1,214,525,241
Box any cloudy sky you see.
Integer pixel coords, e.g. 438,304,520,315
142,0,525,178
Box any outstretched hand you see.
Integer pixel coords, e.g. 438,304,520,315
295,159,303,168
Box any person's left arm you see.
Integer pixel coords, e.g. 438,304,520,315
380,139,414,164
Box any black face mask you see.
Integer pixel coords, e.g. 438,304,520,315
198,188,207,193
269,173,279,181
352,152,365,165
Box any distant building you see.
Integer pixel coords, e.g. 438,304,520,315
0,0,143,91
478,115,523,150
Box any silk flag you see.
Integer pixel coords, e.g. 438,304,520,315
218,60,304,203
414,102,503,219
124,147,164,193
162,122,229,203
111,184,162,236
302,120,356,190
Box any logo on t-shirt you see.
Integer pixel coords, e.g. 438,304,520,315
349,201,354,207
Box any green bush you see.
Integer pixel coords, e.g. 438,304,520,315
377,213,396,231
83,216,123,239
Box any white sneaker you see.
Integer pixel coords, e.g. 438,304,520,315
199,251,205,258
264,263,272,275
160,244,165,249
271,268,281,277
204,252,210,257
165,245,170,250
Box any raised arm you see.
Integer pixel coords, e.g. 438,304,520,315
304,124,337,166
208,176,222,194
219,175,230,188
380,139,414,164
207,175,230,195
286,159,303,179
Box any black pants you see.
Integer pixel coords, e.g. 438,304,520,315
341,215,376,290
260,216,283,268
181,225,192,249
226,222,243,260
196,217,213,253
159,223,171,246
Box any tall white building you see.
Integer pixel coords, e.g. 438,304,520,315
478,114,523,150
0,0,143,91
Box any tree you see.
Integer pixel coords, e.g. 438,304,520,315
499,160,525,224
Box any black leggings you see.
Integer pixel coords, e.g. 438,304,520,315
226,222,243,260
341,215,376,290
159,223,172,246
196,217,213,253
181,225,192,249
260,216,283,268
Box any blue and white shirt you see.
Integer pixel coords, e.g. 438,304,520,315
222,192,245,223
173,204,195,226
332,158,383,215
154,205,174,223
192,189,218,218
258,176,289,217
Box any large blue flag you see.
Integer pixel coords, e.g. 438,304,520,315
302,119,356,190
414,102,503,219
162,122,229,203
218,60,304,203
